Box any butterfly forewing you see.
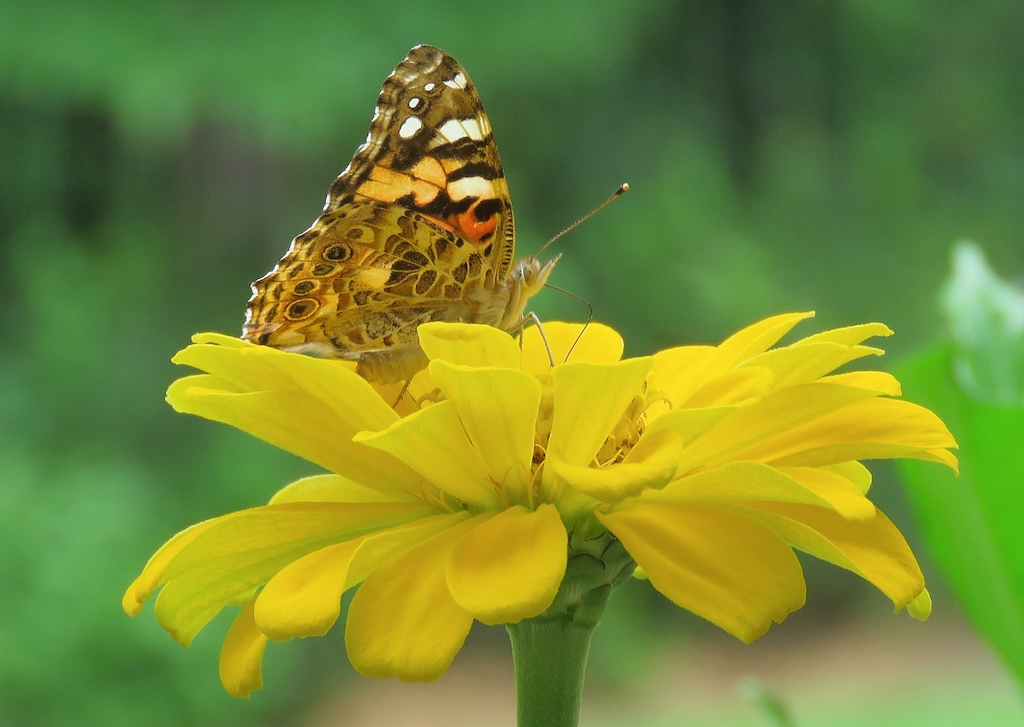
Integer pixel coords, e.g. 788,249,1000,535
327,45,515,279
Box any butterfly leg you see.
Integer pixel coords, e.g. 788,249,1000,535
513,311,594,367
391,379,412,409
514,311,555,368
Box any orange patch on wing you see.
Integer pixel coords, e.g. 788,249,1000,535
454,201,498,245
410,157,447,189
358,180,406,204
362,167,414,199
359,165,441,208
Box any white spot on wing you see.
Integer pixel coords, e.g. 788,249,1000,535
444,72,468,89
448,176,494,201
461,118,484,140
399,116,423,139
438,117,485,143
424,82,436,92
439,118,467,142
408,97,421,109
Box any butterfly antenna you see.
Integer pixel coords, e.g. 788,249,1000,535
542,284,594,362
535,183,629,258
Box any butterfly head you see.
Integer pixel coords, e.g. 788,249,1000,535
497,253,561,330
515,253,562,295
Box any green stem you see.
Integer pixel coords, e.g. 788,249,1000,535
506,618,596,727
505,527,634,726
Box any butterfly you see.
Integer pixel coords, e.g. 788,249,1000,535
242,44,559,383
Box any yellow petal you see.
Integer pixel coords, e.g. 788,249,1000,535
521,321,624,374
219,597,267,698
920,448,961,472
909,588,932,620
354,401,499,507
153,502,432,645
255,541,360,640
649,345,716,407
683,367,775,408
744,503,925,610
748,398,959,468
192,332,252,348
368,364,440,417
167,379,422,498
447,505,567,625
548,358,654,468
253,514,464,641
122,518,218,616
822,461,873,494
552,430,682,501
714,312,815,366
418,322,521,369
649,461,875,520
429,362,541,503
652,313,824,404
346,512,475,589
776,466,876,519
819,371,902,396
741,342,882,389
675,382,881,472
599,501,805,642
269,474,410,504
644,406,736,449
172,339,397,431
346,516,483,680
795,322,893,347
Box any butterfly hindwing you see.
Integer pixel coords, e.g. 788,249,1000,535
245,200,491,356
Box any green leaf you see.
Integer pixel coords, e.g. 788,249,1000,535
897,343,1024,690
739,677,798,727
940,242,1024,405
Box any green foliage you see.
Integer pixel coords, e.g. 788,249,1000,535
739,678,797,727
2,0,1024,723
940,242,1024,405
897,247,1024,694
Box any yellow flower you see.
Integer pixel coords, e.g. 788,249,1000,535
123,313,957,697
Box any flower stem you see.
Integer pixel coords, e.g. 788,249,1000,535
506,528,634,726
506,617,597,727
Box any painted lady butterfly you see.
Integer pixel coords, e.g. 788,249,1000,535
243,44,558,383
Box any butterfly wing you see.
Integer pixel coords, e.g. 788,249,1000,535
327,44,516,279
245,199,499,378
243,45,518,382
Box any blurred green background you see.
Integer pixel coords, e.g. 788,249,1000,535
2,1,1024,725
